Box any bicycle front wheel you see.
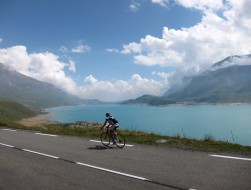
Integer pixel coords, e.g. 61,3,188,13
115,133,125,148
100,132,110,146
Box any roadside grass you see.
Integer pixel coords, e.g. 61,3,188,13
2,121,251,155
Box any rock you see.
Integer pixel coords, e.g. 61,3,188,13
68,121,101,128
156,139,167,144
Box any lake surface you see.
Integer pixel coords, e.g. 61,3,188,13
46,104,251,146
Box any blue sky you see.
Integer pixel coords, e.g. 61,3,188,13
0,0,251,101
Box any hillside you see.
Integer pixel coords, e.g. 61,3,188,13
0,63,101,108
0,100,40,127
0,100,39,120
166,65,251,103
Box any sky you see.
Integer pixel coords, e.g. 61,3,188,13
0,0,251,102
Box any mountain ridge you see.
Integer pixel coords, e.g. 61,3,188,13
0,63,102,109
166,64,251,103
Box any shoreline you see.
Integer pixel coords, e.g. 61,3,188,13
27,113,55,121
124,102,251,107
18,113,59,127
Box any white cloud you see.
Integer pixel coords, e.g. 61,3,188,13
71,44,90,53
60,40,90,53
175,0,223,11
151,0,169,7
0,46,77,93
129,1,141,12
68,60,76,72
106,48,119,53
79,74,168,101
152,71,170,79
59,45,68,52
120,0,251,81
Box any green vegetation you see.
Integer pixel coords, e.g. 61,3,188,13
1,100,251,155
0,100,41,128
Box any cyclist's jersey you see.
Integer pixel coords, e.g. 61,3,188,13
105,115,119,126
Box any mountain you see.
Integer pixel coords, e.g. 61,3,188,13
164,55,251,103
211,54,251,68
0,63,101,109
121,95,177,106
123,55,251,105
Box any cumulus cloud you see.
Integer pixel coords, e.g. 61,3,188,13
0,46,168,101
120,0,251,83
0,46,77,93
175,0,223,11
79,74,168,101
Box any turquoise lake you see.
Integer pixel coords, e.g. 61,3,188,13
46,104,251,146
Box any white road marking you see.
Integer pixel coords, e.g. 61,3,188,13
76,161,149,181
35,133,58,137
90,140,134,147
2,129,16,131
0,142,14,148
210,154,251,161
22,149,59,159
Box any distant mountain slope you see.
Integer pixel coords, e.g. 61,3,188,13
0,63,96,108
165,64,251,103
121,95,177,105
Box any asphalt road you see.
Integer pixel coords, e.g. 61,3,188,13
0,128,251,190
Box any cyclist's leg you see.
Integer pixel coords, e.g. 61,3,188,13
108,125,116,143
112,125,119,142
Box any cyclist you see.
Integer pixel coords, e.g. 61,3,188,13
100,113,119,144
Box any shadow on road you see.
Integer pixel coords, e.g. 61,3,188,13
87,145,113,150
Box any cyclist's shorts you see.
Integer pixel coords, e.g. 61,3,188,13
109,123,119,131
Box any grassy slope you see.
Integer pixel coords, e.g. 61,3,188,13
0,100,40,127
0,100,251,155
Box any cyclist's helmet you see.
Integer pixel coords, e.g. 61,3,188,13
106,113,110,117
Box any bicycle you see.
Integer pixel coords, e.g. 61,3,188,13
100,126,125,148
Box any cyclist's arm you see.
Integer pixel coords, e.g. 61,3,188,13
101,119,108,129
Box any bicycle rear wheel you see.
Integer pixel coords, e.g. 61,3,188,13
115,133,125,148
100,132,110,146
